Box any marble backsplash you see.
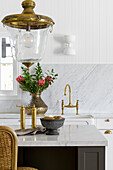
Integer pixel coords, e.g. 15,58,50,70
1,64,113,114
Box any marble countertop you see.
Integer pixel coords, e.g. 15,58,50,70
91,113,113,119
0,113,94,119
0,113,113,119
11,125,108,147
0,113,20,119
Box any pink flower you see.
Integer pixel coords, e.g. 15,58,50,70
45,76,52,84
38,79,45,86
16,75,24,83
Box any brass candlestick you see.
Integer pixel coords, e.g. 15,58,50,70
32,105,37,129
16,105,25,129
26,105,37,128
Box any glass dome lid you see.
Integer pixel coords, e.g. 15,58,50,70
2,0,55,30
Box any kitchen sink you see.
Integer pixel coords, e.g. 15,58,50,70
63,114,94,119
62,114,94,125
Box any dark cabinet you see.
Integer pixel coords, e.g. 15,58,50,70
78,147,105,170
18,146,105,170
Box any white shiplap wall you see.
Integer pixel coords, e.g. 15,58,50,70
0,0,113,64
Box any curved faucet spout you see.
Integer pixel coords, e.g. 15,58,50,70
62,84,79,115
64,84,72,105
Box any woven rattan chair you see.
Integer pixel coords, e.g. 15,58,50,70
0,126,38,170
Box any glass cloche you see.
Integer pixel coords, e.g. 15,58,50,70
2,0,55,64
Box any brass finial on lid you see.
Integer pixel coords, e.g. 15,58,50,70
22,0,36,14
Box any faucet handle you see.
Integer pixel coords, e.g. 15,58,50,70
76,100,79,115
16,105,25,108
76,99,79,103
26,104,36,108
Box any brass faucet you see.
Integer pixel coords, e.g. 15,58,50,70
62,84,79,115
64,84,72,106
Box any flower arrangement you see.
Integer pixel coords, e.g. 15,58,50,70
16,63,58,94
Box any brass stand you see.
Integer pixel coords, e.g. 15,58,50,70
16,105,25,129
22,62,34,71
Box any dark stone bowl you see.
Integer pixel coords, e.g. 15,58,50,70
40,118,65,135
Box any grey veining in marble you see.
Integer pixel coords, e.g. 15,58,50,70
11,125,108,146
1,64,113,115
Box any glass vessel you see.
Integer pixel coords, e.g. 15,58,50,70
7,26,50,62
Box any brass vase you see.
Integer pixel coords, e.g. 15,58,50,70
26,93,48,116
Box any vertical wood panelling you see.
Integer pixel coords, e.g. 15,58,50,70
92,0,100,63
76,0,86,63
99,0,107,63
107,0,113,63
84,0,94,62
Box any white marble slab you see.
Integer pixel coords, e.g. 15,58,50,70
10,125,107,147
91,113,113,119
0,113,93,119
0,113,113,119
1,64,113,115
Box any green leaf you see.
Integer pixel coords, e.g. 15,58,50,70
55,74,58,76
51,69,54,73
18,62,58,93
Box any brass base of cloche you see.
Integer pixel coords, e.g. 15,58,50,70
22,62,34,71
